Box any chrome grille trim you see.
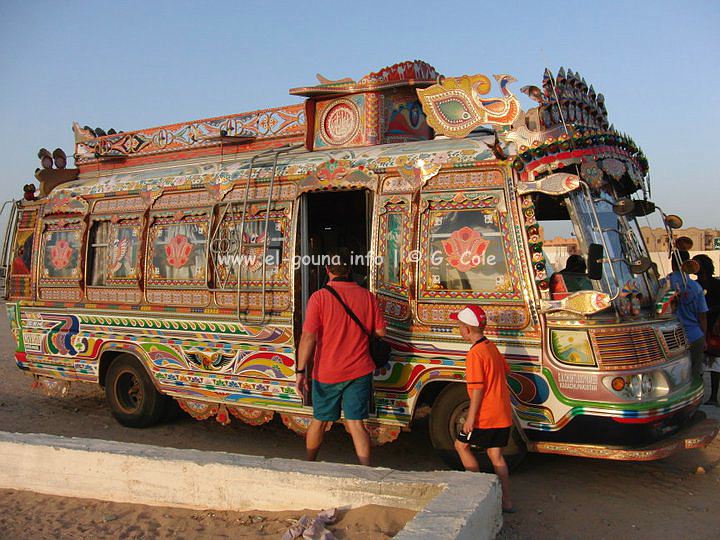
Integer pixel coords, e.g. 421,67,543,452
589,326,664,370
660,325,688,356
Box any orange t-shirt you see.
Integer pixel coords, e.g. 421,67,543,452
465,338,512,429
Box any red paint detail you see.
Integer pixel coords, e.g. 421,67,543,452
612,412,672,424
15,352,27,363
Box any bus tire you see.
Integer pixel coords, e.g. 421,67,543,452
105,354,166,428
429,383,526,471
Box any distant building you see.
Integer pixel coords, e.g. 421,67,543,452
640,227,720,252
539,226,720,274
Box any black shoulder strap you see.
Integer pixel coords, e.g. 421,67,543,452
324,285,371,337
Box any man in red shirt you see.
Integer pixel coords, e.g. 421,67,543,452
295,248,386,465
451,304,514,513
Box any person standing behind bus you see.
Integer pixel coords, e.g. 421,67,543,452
295,247,386,466
667,250,708,380
693,254,720,405
450,305,514,513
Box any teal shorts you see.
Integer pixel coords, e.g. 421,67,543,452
312,372,373,421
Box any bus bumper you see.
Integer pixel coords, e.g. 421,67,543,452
526,412,719,461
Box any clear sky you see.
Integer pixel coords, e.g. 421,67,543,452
1,0,718,227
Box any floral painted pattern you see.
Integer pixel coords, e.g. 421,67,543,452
441,227,489,272
165,235,193,268
50,240,74,270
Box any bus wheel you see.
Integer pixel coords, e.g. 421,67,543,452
429,383,526,471
105,354,166,428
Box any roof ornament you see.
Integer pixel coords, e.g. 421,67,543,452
417,73,521,138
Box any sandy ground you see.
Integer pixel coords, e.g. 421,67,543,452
1,305,719,539
0,489,414,539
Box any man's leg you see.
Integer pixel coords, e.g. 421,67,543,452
487,447,513,511
306,419,331,461
345,420,371,466
454,439,480,472
341,373,373,466
306,379,341,461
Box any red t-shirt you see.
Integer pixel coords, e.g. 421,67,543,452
302,280,386,384
465,338,513,429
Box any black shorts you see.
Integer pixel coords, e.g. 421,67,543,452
456,426,511,448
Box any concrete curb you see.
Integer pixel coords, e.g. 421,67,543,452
0,431,502,539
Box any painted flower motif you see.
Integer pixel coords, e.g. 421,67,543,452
441,227,489,272
165,234,193,268
50,239,74,270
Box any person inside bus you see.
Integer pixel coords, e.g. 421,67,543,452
550,254,591,300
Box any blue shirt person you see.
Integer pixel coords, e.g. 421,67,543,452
665,250,708,378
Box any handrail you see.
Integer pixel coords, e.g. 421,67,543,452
0,200,19,299
242,143,302,323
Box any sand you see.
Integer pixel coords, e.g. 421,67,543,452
0,489,416,539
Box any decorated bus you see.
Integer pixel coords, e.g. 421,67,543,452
2,60,717,466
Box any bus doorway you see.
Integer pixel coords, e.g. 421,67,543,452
296,189,372,325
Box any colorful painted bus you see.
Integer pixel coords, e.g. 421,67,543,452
2,60,717,466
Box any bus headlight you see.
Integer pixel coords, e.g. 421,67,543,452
603,371,668,400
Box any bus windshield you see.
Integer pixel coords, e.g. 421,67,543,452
566,189,660,307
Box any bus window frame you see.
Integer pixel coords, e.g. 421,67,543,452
416,189,522,302
209,201,292,292
39,217,85,287
85,213,145,290
7,206,39,300
145,209,212,291
375,194,412,299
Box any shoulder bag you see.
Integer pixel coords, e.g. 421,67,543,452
324,285,391,369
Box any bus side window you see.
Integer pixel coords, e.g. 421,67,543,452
87,220,110,286
375,195,414,319
211,204,290,291
419,190,519,299
147,212,210,287
7,208,38,299
41,219,83,281
86,217,143,287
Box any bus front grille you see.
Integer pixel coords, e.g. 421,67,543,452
659,326,688,355
589,326,665,369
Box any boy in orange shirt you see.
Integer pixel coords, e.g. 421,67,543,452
450,305,514,513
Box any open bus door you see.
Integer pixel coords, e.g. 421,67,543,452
295,188,373,330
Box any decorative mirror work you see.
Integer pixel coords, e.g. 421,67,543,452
418,191,520,300
148,213,209,287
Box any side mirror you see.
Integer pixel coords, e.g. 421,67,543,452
612,198,635,216
664,214,683,229
675,236,693,250
632,200,655,217
587,243,604,280
629,256,654,274
681,259,700,274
